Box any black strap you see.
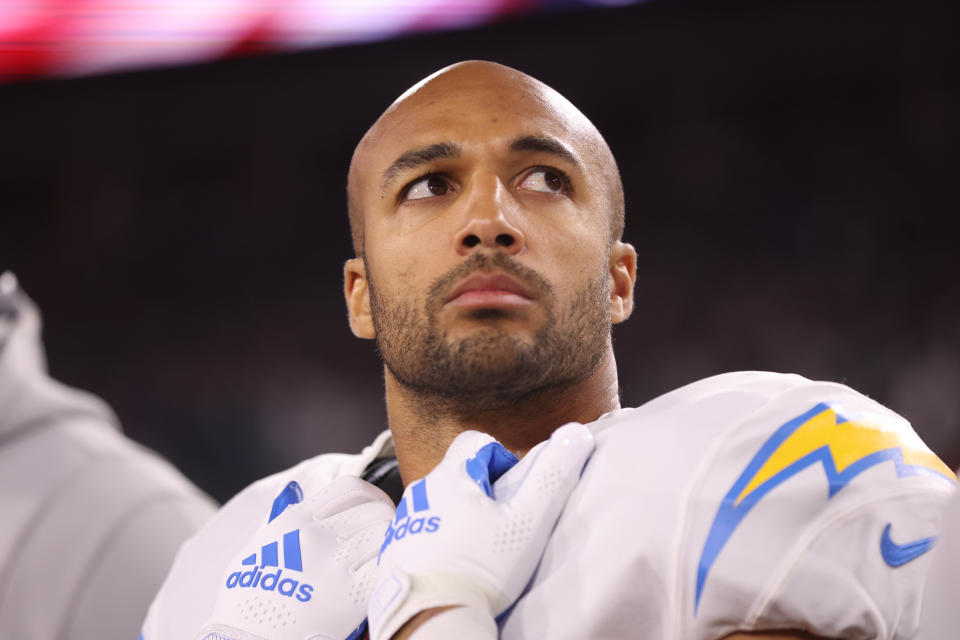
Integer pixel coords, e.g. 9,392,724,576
361,456,404,506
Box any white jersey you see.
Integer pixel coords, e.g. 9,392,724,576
502,371,954,639
144,371,955,639
0,276,217,640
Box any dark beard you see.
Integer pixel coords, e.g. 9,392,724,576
367,252,610,412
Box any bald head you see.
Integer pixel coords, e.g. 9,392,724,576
346,61,624,256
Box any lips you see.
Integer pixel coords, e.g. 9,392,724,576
445,272,534,307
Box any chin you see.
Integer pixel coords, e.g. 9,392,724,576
446,321,538,347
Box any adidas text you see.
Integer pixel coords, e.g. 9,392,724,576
379,479,441,561
225,567,314,602
228,528,313,602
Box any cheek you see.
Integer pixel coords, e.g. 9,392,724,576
367,199,454,251
537,251,608,312
533,222,608,278
364,246,438,310
528,190,609,247
365,209,452,265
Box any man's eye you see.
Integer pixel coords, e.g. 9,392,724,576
518,169,568,194
403,175,450,201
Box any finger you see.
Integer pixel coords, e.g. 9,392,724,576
504,422,594,515
401,431,514,504
440,431,519,497
441,430,499,466
330,499,396,534
311,475,395,521
465,441,519,497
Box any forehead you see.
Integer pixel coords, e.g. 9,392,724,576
352,68,606,189
387,78,575,137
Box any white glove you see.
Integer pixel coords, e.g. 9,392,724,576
195,476,394,640
367,423,595,640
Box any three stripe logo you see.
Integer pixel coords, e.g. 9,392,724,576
395,479,430,521
240,529,303,572
225,528,314,602
379,479,441,562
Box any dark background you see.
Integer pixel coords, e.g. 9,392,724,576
2,0,957,503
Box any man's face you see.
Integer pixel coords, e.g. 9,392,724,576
346,63,630,409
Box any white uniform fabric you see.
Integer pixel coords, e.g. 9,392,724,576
195,476,395,640
369,426,594,640
501,371,954,639
142,430,396,640
917,468,960,639
144,371,955,639
0,276,217,640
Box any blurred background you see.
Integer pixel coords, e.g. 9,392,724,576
1,0,957,503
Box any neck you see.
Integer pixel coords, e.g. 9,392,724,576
385,348,621,484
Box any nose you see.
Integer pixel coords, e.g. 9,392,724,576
454,175,526,256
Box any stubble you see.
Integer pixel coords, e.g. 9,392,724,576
367,252,610,413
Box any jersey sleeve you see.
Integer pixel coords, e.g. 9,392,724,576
681,378,955,640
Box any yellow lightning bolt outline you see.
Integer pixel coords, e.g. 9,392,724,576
736,405,954,506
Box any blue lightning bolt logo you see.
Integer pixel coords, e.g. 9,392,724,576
695,402,955,612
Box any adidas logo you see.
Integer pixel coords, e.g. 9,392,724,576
225,529,314,602
379,479,441,562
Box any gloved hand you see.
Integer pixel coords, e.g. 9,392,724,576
195,475,394,640
367,423,595,640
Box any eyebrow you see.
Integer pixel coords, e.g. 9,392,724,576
509,135,580,167
381,142,461,190
379,135,580,192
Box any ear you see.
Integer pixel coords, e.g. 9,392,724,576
344,258,376,339
608,241,637,324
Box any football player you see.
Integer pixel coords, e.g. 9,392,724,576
143,61,954,640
